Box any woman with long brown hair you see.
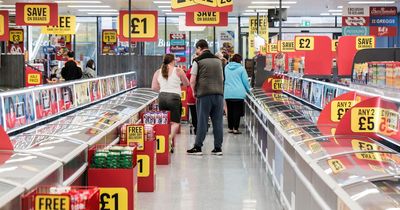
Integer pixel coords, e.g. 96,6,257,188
151,54,190,152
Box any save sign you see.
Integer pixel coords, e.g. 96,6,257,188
42,16,76,35
0,11,9,41
119,11,158,42
16,3,58,26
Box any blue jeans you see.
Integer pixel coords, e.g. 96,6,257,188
194,94,224,149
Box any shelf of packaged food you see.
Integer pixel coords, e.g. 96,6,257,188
0,88,158,210
245,88,400,210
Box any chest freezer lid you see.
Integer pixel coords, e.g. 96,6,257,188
315,151,400,187
0,151,62,189
343,178,400,210
0,182,24,208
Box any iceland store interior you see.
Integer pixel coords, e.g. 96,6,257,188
2,0,400,210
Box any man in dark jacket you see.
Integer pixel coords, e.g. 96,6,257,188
61,51,83,81
187,40,224,156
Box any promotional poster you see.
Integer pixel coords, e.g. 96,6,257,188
34,88,58,120
89,80,102,102
8,29,24,54
322,86,337,108
57,85,75,112
75,82,90,106
301,80,311,102
4,92,35,131
310,83,324,108
118,75,126,91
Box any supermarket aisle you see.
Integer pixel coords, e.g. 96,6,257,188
137,123,283,210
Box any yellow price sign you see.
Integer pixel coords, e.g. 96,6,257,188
181,90,187,101
351,139,381,161
24,4,51,24
351,108,379,133
356,36,375,50
35,195,70,210
332,40,338,52
137,155,150,177
194,12,220,24
28,74,41,85
272,79,283,91
9,30,23,43
295,36,315,51
327,159,346,174
182,106,187,118
272,93,285,102
331,100,355,122
269,44,278,53
122,12,157,40
279,41,295,52
171,0,197,9
126,125,144,150
156,135,166,153
308,142,322,153
99,188,128,210
0,14,4,36
194,0,217,7
102,30,117,43
42,15,76,35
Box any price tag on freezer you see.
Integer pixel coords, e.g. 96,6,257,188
272,79,283,91
156,135,166,153
351,139,381,161
35,195,70,210
126,125,144,150
99,188,128,210
182,106,187,118
351,108,378,133
379,108,399,136
137,155,150,177
295,37,314,51
327,159,346,174
331,100,355,122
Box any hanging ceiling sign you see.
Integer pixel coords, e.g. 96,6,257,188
119,10,158,42
0,11,9,41
171,0,233,12
185,12,228,26
41,15,76,35
279,40,295,52
15,3,58,26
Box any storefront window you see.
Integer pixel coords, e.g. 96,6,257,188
75,17,97,66
144,17,166,56
216,17,239,55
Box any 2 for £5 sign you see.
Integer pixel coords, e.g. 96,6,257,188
119,11,158,42
16,3,58,26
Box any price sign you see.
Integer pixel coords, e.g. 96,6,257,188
126,125,144,150
295,36,315,51
137,155,150,177
272,79,283,91
0,13,4,36
156,135,166,153
35,195,70,210
356,36,375,50
120,11,158,42
279,41,295,52
217,0,233,7
308,142,322,153
272,93,286,102
331,100,355,122
172,0,197,9
351,139,382,161
99,188,128,210
42,15,76,35
351,108,379,133
327,159,346,174
194,12,220,24
379,108,399,136
195,0,217,7
181,90,187,101
9,29,23,43
103,30,117,43
181,106,187,118
0,11,9,41
332,40,338,52
269,44,278,53
16,3,58,26
28,74,41,85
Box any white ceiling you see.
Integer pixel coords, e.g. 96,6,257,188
0,0,399,17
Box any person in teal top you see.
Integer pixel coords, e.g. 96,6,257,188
224,54,251,134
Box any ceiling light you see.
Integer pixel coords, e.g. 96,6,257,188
68,5,110,8
165,12,185,15
328,9,342,12
55,1,101,3
331,13,342,16
348,1,395,4
251,1,297,4
0,5,15,8
256,10,270,12
320,13,330,16
154,1,170,3
245,10,255,12
337,6,343,9
0,1,3,2
242,13,258,16
78,9,117,11
87,12,118,15
162,9,172,12
158,5,171,8
248,5,290,8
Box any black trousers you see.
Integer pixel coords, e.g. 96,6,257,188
226,99,244,130
189,104,197,133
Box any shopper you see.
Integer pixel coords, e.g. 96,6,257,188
186,56,197,135
61,51,83,81
151,54,190,152
187,40,224,156
224,54,250,134
83,59,96,79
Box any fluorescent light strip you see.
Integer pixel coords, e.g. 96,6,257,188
337,6,343,9
348,1,395,4
55,1,102,3
158,5,171,8
0,5,15,8
245,9,255,12
87,12,118,15
242,13,258,16
154,1,170,3
251,1,297,4
328,9,342,12
165,12,184,15
248,5,290,8
331,13,342,16
68,5,110,8
162,9,172,12
320,13,330,16
78,9,117,11
0,1,3,3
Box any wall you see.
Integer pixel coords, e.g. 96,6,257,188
0,55,25,88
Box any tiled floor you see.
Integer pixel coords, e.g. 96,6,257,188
137,123,283,210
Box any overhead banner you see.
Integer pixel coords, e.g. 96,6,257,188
0,11,9,41
15,3,58,26
369,7,397,37
248,16,268,58
185,12,228,26
171,0,233,12
102,29,118,55
170,33,186,63
343,6,370,36
41,15,76,35
8,29,24,54
119,10,158,42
